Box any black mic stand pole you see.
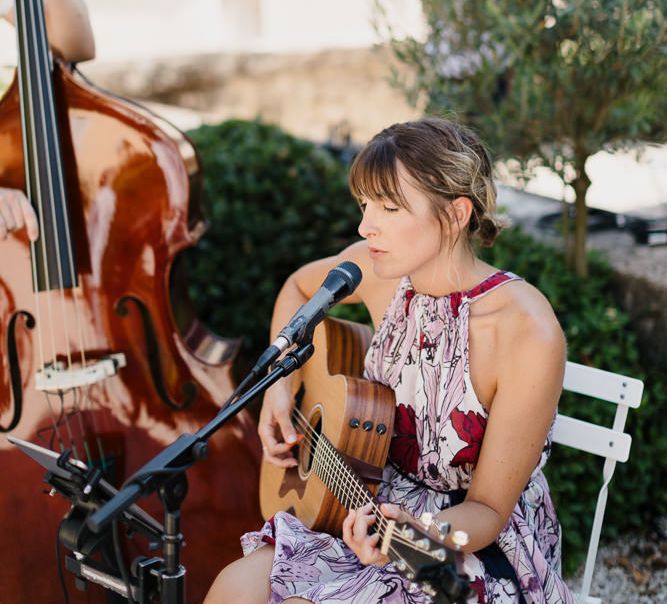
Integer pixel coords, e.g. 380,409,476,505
86,342,314,604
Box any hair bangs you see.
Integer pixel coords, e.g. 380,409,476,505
348,140,408,208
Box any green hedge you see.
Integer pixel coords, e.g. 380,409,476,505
185,120,361,361
186,119,666,575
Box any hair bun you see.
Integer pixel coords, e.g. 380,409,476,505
476,214,510,247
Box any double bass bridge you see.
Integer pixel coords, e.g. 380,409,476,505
35,353,127,391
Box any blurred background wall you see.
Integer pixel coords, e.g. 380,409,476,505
0,0,664,216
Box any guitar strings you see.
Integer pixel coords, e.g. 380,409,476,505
291,409,409,565
292,407,390,534
292,409,377,512
290,408,440,562
291,410,427,569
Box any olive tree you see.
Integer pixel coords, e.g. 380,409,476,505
382,0,666,276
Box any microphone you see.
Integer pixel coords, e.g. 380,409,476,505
252,261,362,375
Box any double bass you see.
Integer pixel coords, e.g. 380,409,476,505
0,1,262,601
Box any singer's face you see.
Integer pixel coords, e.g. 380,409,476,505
357,164,446,284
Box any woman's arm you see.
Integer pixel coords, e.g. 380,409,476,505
259,240,397,467
2,0,95,63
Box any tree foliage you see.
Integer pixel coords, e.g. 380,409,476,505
382,0,667,276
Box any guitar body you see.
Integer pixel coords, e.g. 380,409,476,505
260,317,395,536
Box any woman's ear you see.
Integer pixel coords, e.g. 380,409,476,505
451,196,474,231
441,197,473,241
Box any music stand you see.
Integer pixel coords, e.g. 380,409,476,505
9,436,165,602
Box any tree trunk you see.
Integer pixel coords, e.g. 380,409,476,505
562,199,573,268
573,154,591,278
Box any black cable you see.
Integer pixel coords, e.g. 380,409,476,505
56,518,70,604
218,369,258,412
111,519,134,603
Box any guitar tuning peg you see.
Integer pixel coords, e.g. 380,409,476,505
451,529,470,550
435,520,450,538
406,571,416,581
419,511,433,527
407,581,420,593
434,548,448,561
415,538,430,550
402,527,415,540
395,559,407,572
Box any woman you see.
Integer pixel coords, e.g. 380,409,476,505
0,0,94,241
206,117,573,603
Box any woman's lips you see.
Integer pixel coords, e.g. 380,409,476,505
368,246,387,258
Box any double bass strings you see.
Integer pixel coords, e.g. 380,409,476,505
22,0,89,372
17,0,49,374
20,0,74,456
18,0,96,463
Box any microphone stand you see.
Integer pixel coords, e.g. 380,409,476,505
85,342,315,604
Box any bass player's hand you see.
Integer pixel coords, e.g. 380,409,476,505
0,187,39,241
258,381,299,468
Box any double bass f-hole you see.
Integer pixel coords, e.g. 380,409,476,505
115,295,197,411
0,310,35,433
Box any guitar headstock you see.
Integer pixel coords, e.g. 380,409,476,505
379,514,474,604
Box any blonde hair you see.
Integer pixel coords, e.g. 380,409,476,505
348,116,508,247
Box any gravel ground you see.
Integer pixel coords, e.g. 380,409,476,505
566,525,667,603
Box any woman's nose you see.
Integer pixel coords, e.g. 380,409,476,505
358,207,378,240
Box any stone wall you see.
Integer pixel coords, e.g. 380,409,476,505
611,272,667,369
79,46,421,144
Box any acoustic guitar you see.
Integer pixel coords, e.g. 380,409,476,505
260,317,473,603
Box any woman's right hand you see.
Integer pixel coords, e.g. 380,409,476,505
0,187,39,241
258,381,299,468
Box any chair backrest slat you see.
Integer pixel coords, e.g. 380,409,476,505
563,362,643,407
552,414,632,462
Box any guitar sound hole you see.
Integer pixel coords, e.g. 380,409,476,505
298,406,323,478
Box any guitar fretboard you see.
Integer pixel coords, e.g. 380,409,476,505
314,437,374,510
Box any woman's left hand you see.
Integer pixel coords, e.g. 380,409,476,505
342,502,409,567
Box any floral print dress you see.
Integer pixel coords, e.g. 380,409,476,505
241,271,574,604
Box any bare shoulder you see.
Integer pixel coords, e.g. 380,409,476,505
474,278,565,355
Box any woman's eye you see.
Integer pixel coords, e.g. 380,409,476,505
383,205,399,213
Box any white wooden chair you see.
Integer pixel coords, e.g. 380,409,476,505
553,361,644,604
